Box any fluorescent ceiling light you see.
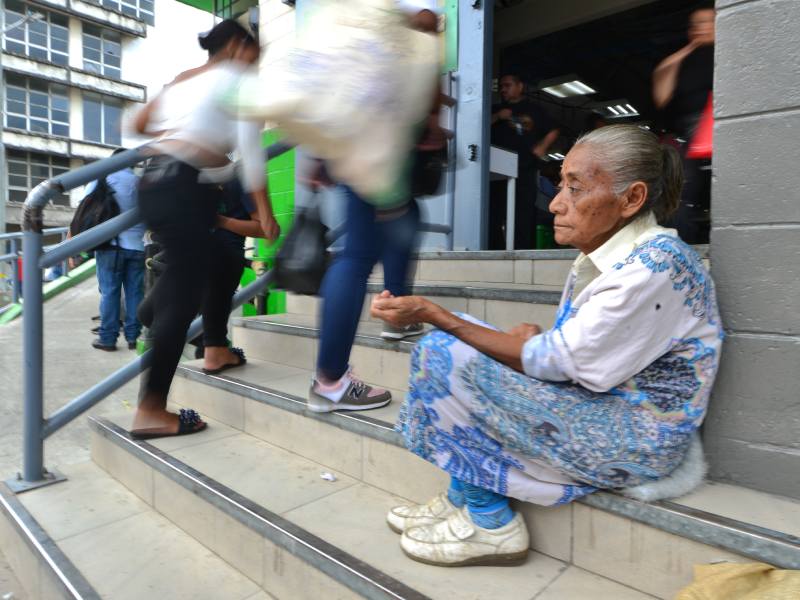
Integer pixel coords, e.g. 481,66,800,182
594,100,639,119
540,78,595,98
547,152,565,161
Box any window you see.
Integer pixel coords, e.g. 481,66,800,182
83,93,122,146
2,0,69,66
96,0,154,25
82,24,122,79
4,73,70,137
6,150,71,206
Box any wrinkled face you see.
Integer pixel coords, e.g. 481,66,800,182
549,145,633,254
688,9,715,44
500,76,524,102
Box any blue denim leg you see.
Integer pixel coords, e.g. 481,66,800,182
317,188,380,380
380,199,420,296
121,249,145,342
95,249,122,345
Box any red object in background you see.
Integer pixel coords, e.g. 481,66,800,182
686,94,713,159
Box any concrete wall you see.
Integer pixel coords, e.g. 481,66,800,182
704,0,800,500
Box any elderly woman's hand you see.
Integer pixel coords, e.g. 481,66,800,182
371,291,434,327
507,323,542,341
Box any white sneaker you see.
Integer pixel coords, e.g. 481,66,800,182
400,509,529,567
381,322,425,340
386,492,460,534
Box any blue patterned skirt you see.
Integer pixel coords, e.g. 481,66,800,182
397,320,696,506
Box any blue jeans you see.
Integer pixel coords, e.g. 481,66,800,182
317,188,420,380
96,248,145,345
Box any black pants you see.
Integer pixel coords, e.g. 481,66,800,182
489,165,538,250
671,156,711,245
202,239,245,348
138,158,216,398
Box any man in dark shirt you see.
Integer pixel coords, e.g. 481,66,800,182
489,74,560,249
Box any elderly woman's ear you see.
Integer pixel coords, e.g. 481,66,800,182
620,181,649,220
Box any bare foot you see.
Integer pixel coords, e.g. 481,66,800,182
131,407,205,437
203,346,245,372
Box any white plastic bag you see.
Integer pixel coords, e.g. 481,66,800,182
227,0,439,205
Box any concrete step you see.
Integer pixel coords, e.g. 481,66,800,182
168,358,800,599
285,281,562,328
0,462,271,600
230,309,564,392
88,414,656,600
376,249,580,287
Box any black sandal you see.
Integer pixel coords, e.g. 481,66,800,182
130,409,207,440
202,347,247,375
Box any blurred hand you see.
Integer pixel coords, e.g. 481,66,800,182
507,322,542,341
371,291,430,327
68,257,77,270
260,214,280,242
497,108,513,120
302,160,334,191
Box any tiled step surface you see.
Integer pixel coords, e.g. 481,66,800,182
89,414,655,600
170,358,800,598
285,281,561,329
4,462,270,600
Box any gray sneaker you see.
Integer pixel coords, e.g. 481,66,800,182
308,377,392,413
381,322,425,340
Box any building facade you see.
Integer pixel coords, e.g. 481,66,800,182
1,0,211,229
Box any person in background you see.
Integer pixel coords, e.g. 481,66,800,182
199,178,262,374
88,147,146,351
129,20,278,439
490,74,560,250
652,5,715,244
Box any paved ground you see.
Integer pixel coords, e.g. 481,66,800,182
0,279,141,481
0,280,142,598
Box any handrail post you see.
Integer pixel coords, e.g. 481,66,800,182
22,230,44,482
11,239,20,304
60,231,68,277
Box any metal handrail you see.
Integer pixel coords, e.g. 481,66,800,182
15,141,293,487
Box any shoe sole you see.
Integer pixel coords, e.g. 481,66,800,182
401,546,529,567
380,330,425,340
306,397,392,414
387,520,403,534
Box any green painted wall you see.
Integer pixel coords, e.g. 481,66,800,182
241,130,295,316
174,0,214,13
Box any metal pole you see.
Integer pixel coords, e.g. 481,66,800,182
60,231,68,277
11,238,19,303
22,231,44,482
1,0,8,237
505,177,516,251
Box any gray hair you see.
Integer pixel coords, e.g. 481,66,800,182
574,124,684,222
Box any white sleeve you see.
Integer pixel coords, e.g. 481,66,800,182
237,119,266,193
522,265,692,392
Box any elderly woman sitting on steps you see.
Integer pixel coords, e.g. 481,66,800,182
371,124,723,567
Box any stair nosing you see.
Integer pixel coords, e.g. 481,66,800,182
89,417,431,600
364,282,563,304
178,364,401,446
0,482,101,600
232,318,419,354
175,364,800,570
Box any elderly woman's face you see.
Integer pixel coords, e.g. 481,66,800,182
549,145,640,255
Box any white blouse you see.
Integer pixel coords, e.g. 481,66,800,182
149,62,265,193
522,213,723,393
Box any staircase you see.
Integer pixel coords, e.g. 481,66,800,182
2,250,799,600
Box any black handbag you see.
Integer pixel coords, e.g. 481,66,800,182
274,198,329,296
411,145,448,197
